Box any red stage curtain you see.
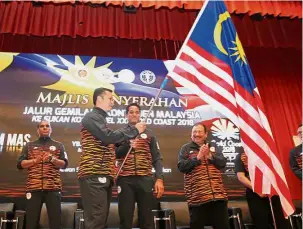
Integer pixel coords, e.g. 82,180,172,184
34,0,303,18
246,47,302,200
0,33,301,199
0,34,181,60
0,1,301,48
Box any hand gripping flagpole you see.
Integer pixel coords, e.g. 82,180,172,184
115,76,170,179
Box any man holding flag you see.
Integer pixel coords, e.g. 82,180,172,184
78,87,146,229
115,103,164,229
167,0,294,220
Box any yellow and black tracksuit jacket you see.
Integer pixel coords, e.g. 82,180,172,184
78,107,139,180
178,141,227,206
115,127,163,180
17,137,68,192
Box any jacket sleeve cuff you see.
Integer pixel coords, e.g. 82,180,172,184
155,175,164,181
192,157,201,166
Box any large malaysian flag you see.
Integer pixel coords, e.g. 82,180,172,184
167,0,295,216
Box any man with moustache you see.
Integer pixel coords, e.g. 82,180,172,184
289,124,302,180
177,122,229,229
17,120,68,229
115,103,164,229
78,88,146,229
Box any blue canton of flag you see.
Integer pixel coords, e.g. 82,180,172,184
167,0,294,216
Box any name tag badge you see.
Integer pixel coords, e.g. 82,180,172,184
98,177,107,184
26,193,32,200
140,133,147,139
49,146,56,151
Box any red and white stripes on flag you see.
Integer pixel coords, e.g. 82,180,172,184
167,10,295,216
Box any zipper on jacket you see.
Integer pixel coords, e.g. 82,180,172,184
41,148,44,190
134,149,137,175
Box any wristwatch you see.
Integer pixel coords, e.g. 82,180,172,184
209,146,216,153
208,147,216,159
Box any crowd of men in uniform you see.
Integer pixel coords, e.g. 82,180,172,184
17,87,302,229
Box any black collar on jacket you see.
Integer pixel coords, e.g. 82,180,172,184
188,141,201,150
93,107,108,117
38,136,51,143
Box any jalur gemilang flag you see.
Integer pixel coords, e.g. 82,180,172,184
168,0,295,216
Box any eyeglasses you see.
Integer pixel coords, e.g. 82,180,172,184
39,125,50,128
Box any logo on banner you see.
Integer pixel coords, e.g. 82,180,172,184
140,70,156,84
78,69,88,79
209,119,242,175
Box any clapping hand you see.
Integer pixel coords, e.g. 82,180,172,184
197,143,209,160
42,153,52,163
33,154,43,164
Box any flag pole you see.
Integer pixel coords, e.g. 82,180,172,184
115,77,169,179
269,196,278,229
116,0,212,180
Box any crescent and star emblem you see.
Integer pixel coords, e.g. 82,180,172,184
214,11,247,65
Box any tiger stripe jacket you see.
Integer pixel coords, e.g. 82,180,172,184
78,107,139,180
178,141,227,206
115,127,164,180
17,137,68,192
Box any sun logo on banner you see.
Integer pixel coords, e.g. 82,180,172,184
213,12,247,65
0,53,19,72
210,119,240,140
43,56,119,107
45,55,117,91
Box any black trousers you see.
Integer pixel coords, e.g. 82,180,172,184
189,200,230,229
79,176,113,229
117,176,154,229
25,190,61,229
246,190,291,229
